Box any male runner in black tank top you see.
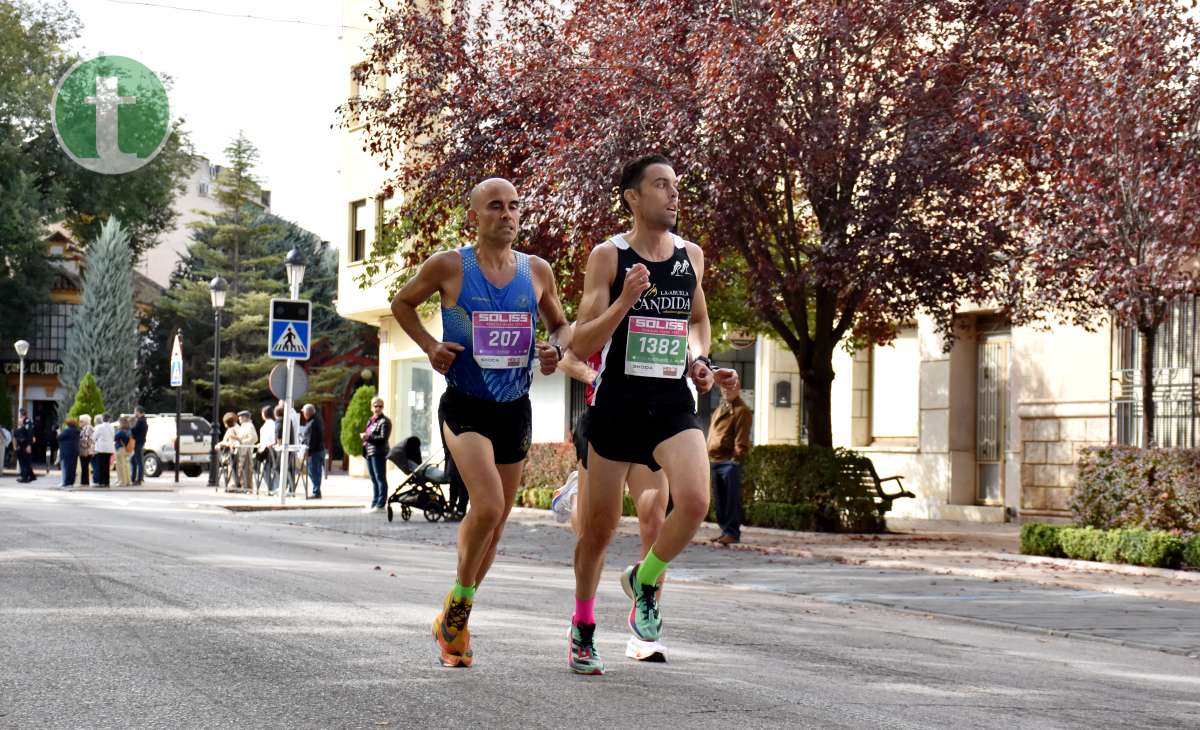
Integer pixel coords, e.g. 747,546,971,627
567,154,736,674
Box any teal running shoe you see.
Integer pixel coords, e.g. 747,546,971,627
568,622,604,675
620,563,662,642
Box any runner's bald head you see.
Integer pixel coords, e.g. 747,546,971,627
468,178,518,210
466,177,521,246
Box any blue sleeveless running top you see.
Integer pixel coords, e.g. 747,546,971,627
441,246,538,402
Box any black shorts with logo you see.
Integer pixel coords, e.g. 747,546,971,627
585,388,700,472
438,388,532,465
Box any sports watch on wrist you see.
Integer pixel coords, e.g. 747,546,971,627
693,355,714,372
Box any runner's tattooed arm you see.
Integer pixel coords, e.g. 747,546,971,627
571,243,650,359
685,243,715,395
389,251,464,375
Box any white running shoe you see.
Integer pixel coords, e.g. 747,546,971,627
625,635,667,663
550,470,579,523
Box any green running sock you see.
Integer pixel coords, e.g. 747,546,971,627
636,549,668,587
452,581,476,601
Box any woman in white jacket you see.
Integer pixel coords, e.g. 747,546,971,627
92,414,115,487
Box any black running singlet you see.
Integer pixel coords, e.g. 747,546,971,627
591,233,697,407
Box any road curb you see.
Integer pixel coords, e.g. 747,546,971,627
223,504,363,512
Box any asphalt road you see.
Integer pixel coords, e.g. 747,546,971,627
2,486,1198,729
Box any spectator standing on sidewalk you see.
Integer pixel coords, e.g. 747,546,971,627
92,414,115,487
130,407,148,486
258,406,278,495
301,404,325,499
235,411,258,490
113,417,133,487
78,415,94,486
57,418,80,487
15,411,35,483
361,397,392,512
707,373,752,546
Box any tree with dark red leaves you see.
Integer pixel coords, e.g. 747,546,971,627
975,0,1200,447
343,1,1020,446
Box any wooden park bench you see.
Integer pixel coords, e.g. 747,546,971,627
839,458,916,517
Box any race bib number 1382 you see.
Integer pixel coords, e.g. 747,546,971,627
473,311,533,369
625,316,688,378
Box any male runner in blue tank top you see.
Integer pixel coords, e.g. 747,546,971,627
390,177,570,668
567,154,736,674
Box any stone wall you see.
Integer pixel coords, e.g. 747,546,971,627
1018,406,1109,513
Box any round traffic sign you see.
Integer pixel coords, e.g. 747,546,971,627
269,363,309,400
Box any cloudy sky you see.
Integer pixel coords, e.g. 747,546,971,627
65,0,368,246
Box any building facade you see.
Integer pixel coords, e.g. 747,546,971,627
136,154,271,288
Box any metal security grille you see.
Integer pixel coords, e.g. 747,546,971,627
1111,297,1198,447
977,339,1008,504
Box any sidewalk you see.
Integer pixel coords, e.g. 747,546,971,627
251,470,1200,603
10,467,1199,603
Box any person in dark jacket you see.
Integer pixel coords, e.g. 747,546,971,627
301,404,325,499
14,412,36,483
130,406,148,485
57,418,81,487
360,397,392,512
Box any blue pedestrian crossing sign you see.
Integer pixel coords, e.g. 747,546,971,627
268,298,311,360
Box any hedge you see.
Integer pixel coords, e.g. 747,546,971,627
517,441,892,533
1074,447,1200,533
1021,523,1193,570
744,502,817,531
521,442,577,491
1185,535,1200,569
745,444,886,533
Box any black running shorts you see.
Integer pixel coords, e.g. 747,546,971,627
438,388,532,465
572,409,590,469
585,390,700,472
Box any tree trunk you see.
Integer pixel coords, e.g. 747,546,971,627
1140,326,1156,447
796,343,836,448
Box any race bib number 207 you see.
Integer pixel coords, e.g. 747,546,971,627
473,311,533,369
625,316,688,378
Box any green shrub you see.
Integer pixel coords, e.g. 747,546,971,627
517,487,554,510
1184,535,1200,569
744,502,817,531
339,385,376,458
1058,526,1108,562
744,444,887,533
1052,526,1184,568
1020,523,1065,557
1114,529,1184,569
522,442,576,491
66,372,106,422
1074,447,1200,533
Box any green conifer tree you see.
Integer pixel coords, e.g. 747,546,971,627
340,385,376,458
66,372,106,421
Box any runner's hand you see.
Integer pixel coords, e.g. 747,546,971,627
689,360,715,394
535,342,560,375
619,263,651,306
426,341,465,375
713,368,739,389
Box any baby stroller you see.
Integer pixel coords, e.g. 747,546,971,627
385,436,450,523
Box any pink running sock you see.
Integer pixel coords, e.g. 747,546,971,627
573,597,596,626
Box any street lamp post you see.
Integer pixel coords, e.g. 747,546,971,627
278,249,306,505
14,340,29,425
207,277,228,487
